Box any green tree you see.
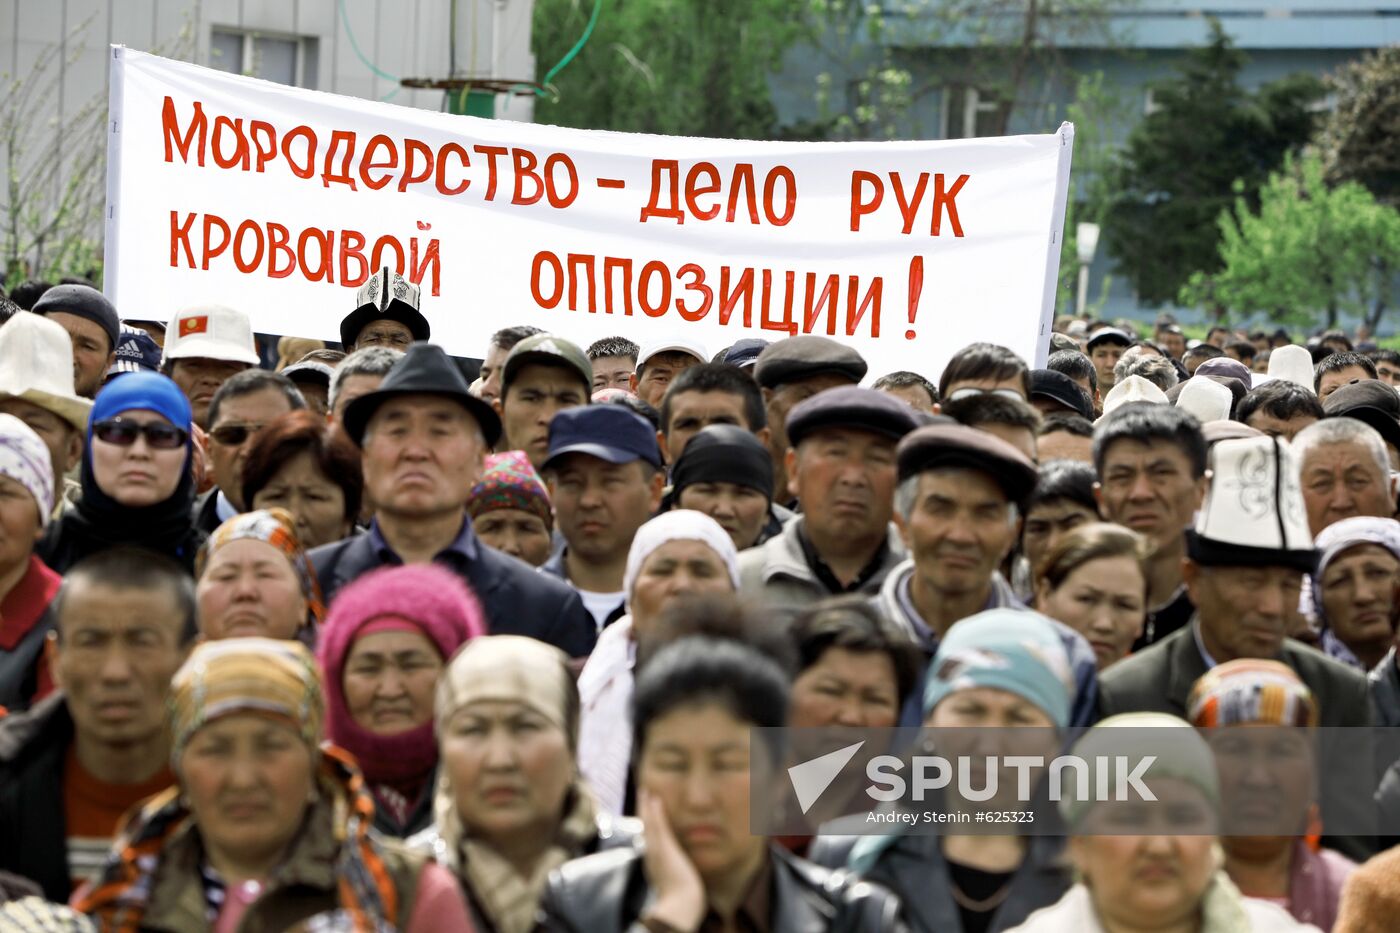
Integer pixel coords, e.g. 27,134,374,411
1316,45,1400,205
530,1,1130,143
531,0,800,138
1102,20,1323,306
1179,153,1400,331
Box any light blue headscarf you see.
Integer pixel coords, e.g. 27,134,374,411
847,609,1073,873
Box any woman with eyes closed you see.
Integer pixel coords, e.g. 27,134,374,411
811,610,1076,933
410,635,637,933
318,563,485,838
74,638,473,933
538,637,907,933
1034,523,1151,671
39,371,205,574
196,508,324,645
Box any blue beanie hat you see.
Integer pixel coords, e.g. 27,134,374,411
90,371,192,440
922,609,1074,730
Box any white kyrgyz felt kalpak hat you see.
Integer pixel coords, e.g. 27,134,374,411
1187,434,1315,573
1268,345,1316,392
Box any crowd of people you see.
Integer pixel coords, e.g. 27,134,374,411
2,269,1400,931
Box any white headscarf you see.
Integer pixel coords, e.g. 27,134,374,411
0,413,53,528
622,510,740,610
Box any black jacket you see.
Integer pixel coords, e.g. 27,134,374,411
190,488,224,537
1369,647,1400,727
309,525,596,658
0,694,76,901
536,843,907,933
1097,621,1373,726
1098,620,1377,860
807,833,1068,933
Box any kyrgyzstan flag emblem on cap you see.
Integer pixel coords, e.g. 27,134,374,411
180,315,209,337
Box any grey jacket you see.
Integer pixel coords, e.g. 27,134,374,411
737,516,906,610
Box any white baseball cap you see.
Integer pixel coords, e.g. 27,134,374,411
162,305,260,366
637,336,708,367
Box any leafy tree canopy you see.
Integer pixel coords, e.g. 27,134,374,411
1102,20,1323,305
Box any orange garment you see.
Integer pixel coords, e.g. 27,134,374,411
63,747,174,891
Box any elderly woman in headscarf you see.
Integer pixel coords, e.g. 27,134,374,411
318,563,486,838
1311,516,1400,672
1188,658,1355,931
195,508,324,646
410,635,633,933
1007,713,1315,932
39,371,204,573
0,414,61,711
575,510,740,816
72,637,473,932
466,451,555,568
810,609,1075,933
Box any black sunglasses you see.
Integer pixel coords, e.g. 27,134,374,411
93,419,189,450
209,423,266,446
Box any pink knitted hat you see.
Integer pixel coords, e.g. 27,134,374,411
318,564,486,785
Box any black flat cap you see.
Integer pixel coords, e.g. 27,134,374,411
896,421,1038,504
1030,369,1093,419
1324,379,1400,453
754,335,867,390
343,341,502,447
785,385,919,448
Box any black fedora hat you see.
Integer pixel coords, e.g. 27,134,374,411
342,342,502,447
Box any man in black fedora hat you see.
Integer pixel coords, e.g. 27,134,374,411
309,342,595,657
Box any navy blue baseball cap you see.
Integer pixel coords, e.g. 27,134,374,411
542,405,662,472
723,338,769,369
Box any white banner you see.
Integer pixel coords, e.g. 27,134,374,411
105,47,1073,378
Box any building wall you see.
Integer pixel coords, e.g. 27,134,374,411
771,1,1400,324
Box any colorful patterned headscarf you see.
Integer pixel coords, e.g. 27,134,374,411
466,451,552,529
74,745,397,933
168,636,325,767
197,508,326,628
1187,658,1318,728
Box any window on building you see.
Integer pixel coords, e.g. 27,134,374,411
210,29,318,89
941,86,1000,139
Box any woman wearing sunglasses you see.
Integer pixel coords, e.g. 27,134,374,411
38,371,206,574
